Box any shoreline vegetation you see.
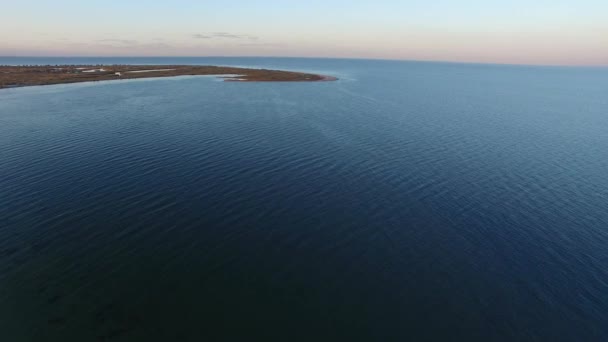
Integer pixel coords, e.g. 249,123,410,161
0,65,338,89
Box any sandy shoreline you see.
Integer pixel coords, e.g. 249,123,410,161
0,65,337,89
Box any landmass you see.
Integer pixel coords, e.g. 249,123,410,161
0,65,337,89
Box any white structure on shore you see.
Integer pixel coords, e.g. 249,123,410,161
82,68,106,73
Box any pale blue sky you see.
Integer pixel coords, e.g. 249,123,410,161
1,1,607,65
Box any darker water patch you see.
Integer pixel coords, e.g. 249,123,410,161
47,317,67,326
47,294,64,304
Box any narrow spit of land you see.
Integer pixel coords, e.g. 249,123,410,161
0,65,338,89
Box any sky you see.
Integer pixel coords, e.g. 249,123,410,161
1,0,607,66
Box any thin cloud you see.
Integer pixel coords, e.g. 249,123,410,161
212,32,242,39
96,39,138,45
239,42,285,47
193,34,213,39
193,32,258,40
86,39,172,50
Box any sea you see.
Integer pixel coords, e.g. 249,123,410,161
1,57,607,341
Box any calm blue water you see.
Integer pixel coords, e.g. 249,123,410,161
1,57,608,341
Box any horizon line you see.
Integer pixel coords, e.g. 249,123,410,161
1,55,607,69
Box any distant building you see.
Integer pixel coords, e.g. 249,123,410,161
82,68,106,73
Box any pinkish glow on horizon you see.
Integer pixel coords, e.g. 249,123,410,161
1,1,607,66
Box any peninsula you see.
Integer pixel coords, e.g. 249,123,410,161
0,65,337,89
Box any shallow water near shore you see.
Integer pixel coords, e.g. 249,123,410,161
1,57,608,341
